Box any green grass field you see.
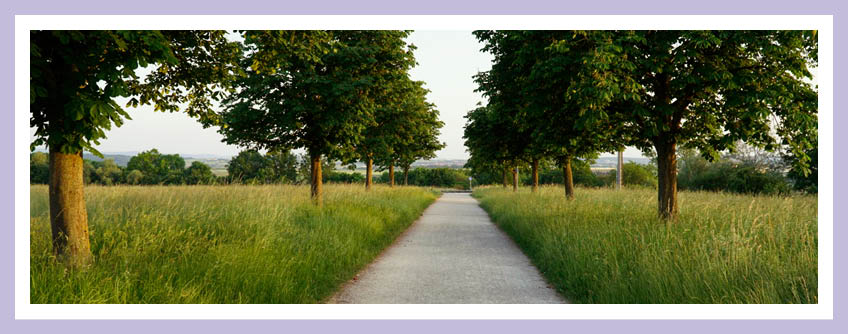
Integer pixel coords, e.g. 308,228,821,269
30,184,437,303
473,186,817,304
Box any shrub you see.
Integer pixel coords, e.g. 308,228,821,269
601,162,658,188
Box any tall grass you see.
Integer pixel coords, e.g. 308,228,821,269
31,184,437,303
474,186,817,303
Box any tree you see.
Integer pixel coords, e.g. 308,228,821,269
220,31,417,204
30,31,240,265
348,38,418,190
551,31,817,219
472,32,539,192
185,161,216,185
471,31,623,199
519,31,620,199
125,169,144,185
463,104,521,191
227,150,271,184
227,149,299,184
297,154,336,184
126,149,186,185
373,79,445,187
93,159,123,185
265,150,299,184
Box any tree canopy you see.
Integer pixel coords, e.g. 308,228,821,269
30,30,242,156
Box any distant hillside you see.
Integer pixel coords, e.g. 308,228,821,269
592,156,651,168
78,153,230,170
82,153,133,167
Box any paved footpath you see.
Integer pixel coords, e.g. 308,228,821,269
329,192,565,304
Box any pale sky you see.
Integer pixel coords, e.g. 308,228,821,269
29,31,649,159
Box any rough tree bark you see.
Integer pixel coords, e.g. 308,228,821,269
49,150,92,267
365,158,373,190
655,138,679,220
531,158,539,193
389,164,395,187
502,166,509,188
563,157,574,200
403,166,410,186
310,153,323,206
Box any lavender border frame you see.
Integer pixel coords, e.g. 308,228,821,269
3,1,841,333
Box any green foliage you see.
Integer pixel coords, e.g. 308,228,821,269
30,184,437,303
379,168,469,189
525,159,604,187
227,150,299,184
325,171,365,184
30,152,50,184
549,31,817,173
184,161,216,185
91,159,123,185
601,162,658,188
220,31,417,166
474,186,817,303
125,170,144,185
471,31,619,169
678,157,791,196
126,149,186,185
371,79,445,172
30,31,241,156
786,146,818,194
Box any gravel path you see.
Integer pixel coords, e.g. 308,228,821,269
329,192,565,304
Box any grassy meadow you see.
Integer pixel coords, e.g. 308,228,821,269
30,184,437,303
474,186,817,304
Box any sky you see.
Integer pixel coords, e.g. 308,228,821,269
30,31,648,159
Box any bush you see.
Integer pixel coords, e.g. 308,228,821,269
325,171,365,184
601,162,658,188
679,159,791,196
30,152,50,184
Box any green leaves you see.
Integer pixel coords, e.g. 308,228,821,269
31,30,242,155
220,31,423,166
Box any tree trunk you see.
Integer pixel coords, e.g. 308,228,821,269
502,166,509,188
403,166,410,186
563,158,574,200
616,150,623,190
365,158,373,190
512,167,518,192
389,164,395,187
655,139,679,220
310,153,322,206
49,150,92,267
531,158,539,193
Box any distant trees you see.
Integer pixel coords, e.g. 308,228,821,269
465,30,818,219
30,152,50,184
184,161,217,185
127,149,186,185
227,149,298,184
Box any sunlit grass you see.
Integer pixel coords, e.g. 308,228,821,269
474,185,817,304
30,184,437,303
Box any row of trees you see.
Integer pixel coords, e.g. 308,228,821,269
31,151,216,186
464,30,818,219
30,30,444,266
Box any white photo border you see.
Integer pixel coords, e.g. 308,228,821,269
14,15,833,320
